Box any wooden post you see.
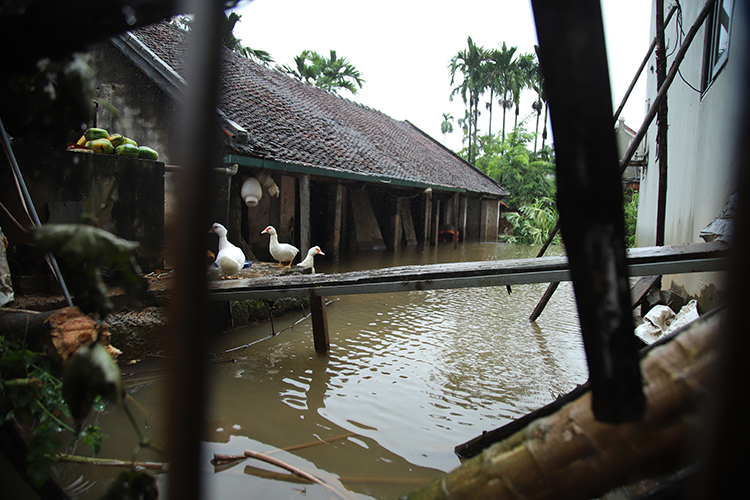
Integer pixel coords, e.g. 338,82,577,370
332,183,343,263
422,188,432,245
300,174,310,255
390,200,402,252
452,192,460,249
431,199,440,246
459,195,468,242
310,295,329,354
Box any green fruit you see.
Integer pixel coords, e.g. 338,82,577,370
122,137,138,147
107,134,125,147
115,143,140,158
86,138,114,154
84,127,109,141
138,146,159,160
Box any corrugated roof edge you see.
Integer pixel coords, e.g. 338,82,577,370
404,120,509,197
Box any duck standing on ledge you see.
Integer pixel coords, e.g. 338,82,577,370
261,225,299,267
210,222,246,279
297,246,324,273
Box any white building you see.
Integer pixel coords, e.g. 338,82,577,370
636,0,748,298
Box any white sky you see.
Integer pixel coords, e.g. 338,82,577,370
231,0,653,152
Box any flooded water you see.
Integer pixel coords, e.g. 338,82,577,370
56,242,588,500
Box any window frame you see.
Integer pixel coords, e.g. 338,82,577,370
702,0,734,93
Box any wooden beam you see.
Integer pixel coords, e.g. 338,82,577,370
350,189,385,251
532,0,644,423
310,295,329,354
205,243,728,301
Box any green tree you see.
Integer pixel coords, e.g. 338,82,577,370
484,42,521,143
501,198,560,245
474,128,556,209
284,50,364,95
624,190,639,247
440,112,454,144
449,37,488,164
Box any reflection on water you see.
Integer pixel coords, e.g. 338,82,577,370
57,243,588,500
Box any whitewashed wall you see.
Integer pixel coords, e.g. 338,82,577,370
636,0,747,295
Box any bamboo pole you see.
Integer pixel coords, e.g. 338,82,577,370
404,308,723,500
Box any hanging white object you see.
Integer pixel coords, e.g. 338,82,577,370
241,177,263,206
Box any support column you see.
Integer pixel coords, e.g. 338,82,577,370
431,199,440,246
452,192,460,249
422,188,432,244
300,174,311,254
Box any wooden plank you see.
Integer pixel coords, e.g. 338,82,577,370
631,275,662,308
205,242,728,301
400,200,418,246
350,189,385,251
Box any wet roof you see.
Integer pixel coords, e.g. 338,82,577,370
125,21,508,197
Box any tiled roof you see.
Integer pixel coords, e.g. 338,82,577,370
128,21,507,197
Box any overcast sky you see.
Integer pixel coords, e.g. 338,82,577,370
231,0,653,152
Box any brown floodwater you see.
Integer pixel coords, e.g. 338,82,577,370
55,242,588,500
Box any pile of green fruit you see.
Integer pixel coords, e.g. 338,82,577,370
75,127,159,160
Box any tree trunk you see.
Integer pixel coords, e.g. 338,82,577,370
404,308,723,500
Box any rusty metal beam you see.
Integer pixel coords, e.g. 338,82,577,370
531,0,645,423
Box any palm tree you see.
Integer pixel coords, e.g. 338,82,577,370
317,50,365,95
440,112,454,145
486,42,520,143
449,36,487,163
512,53,536,130
284,50,364,95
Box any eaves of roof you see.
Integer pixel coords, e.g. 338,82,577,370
113,21,509,198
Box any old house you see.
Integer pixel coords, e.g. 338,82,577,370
90,21,508,265
636,0,747,301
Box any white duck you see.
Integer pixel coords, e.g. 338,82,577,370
261,225,299,267
210,222,246,279
297,246,324,273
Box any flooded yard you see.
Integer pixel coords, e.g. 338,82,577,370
56,242,588,499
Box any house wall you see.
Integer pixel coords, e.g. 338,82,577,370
636,0,748,296
0,142,165,273
90,42,180,165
